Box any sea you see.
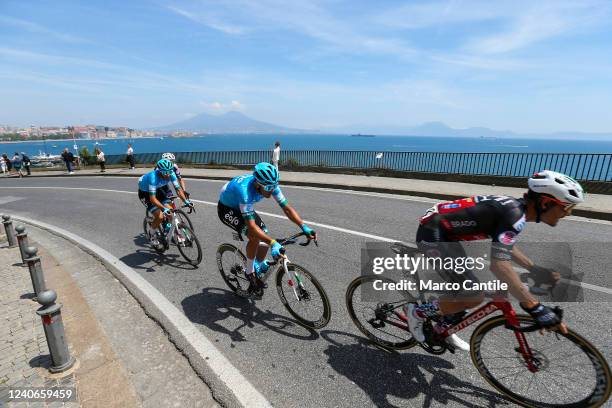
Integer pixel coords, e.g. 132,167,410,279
2,134,612,157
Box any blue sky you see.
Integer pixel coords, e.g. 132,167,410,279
1,0,612,133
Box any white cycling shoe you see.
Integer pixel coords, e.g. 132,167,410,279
404,303,426,343
445,334,470,352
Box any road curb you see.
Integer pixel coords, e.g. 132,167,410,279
22,171,612,221
11,215,272,408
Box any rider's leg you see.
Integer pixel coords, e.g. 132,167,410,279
151,208,164,229
256,242,269,262
245,231,260,275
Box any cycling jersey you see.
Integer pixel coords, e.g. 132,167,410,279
138,170,180,195
419,195,526,261
173,164,182,179
219,174,287,220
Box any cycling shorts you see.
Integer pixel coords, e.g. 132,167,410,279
217,201,268,240
138,187,172,214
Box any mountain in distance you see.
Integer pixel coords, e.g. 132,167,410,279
154,111,309,134
323,121,612,139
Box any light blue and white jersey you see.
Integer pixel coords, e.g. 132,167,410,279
219,174,287,219
138,170,180,194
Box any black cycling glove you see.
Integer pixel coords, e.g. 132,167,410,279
527,265,557,286
521,303,562,328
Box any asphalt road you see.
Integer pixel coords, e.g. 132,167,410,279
2,175,611,407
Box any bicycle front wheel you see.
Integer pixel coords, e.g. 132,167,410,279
175,209,194,231
345,275,417,350
176,224,202,265
276,263,331,330
471,315,612,408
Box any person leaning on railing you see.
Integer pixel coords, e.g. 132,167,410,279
404,170,584,352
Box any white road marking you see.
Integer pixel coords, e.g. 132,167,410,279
8,176,611,225
0,196,24,205
5,185,612,296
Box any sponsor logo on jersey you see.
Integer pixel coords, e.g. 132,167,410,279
512,215,526,232
441,203,461,209
450,220,477,228
498,231,517,245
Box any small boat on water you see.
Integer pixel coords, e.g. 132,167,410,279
31,151,62,167
351,133,376,137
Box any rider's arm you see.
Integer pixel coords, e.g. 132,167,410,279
490,259,538,308
281,204,304,226
179,177,186,192
511,246,534,270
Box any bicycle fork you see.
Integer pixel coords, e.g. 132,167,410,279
279,257,306,301
502,303,539,373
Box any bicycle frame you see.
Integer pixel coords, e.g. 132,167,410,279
385,296,540,371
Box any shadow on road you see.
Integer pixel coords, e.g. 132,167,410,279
119,234,198,272
181,287,320,343
319,330,511,408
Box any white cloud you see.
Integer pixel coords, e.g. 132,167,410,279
0,15,88,43
199,100,245,112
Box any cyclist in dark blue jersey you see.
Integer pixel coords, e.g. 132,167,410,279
218,162,316,293
138,158,192,239
405,171,584,351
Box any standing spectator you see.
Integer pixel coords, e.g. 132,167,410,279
3,153,12,174
95,147,106,172
12,152,23,177
21,152,31,176
61,148,75,174
0,154,6,175
272,141,281,170
126,143,135,169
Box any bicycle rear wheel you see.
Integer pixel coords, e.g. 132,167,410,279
276,263,331,330
216,244,249,296
175,224,202,265
471,315,611,408
142,217,165,253
345,275,417,350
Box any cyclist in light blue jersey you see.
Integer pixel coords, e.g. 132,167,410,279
138,159,192,238
218,162,316,294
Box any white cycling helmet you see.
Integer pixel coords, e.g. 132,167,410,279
161,152,175,162
528,170,584,204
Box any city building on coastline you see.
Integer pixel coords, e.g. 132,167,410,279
0,124,154,141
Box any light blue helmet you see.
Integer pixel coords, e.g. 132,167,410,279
156,158,173,172
253,162,279,185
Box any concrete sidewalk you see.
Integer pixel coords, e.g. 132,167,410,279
0,226,218,408
12,166,612,220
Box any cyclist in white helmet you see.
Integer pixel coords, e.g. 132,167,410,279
161,152,188,196
405,170,584,351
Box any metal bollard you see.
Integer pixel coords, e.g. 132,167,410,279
24,246,47,298
2,215,17,247
15,224,29,265
36,290,76,373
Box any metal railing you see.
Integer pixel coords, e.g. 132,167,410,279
103,151,612,181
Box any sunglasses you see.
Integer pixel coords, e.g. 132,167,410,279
159,170,172,176
540,196,576,213
259,183,277,192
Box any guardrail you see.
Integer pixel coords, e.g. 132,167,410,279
103,151,612,182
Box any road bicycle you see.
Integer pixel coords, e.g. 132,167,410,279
142,193,194,231
346,243,611,407
143,203,202,266
216,231,331,330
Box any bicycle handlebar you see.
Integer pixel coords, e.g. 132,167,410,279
276,231,318,248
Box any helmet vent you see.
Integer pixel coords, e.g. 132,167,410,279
555,177,566,184
568,189,578,197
